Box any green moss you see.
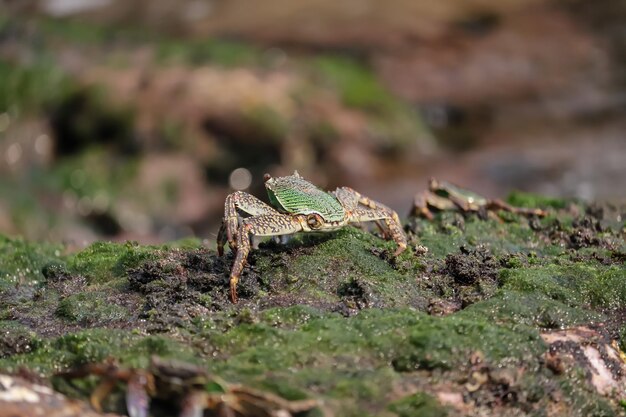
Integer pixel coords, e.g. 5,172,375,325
254,228,427,307
500,263,626,309
393,314,544,371
0,329,197,374
464,219,539,254
0,234,64,289
256,377,313,401
506,191,568,209
1,198,624,415
162,237,204,250
388,392,448,417
0,321,41,358
415,221,466,259
201,307,542,376
414,216,552,260
56,292,128,325
194,309,405,412
186,307,548,416
582,266,626,309
66,241,159,283
260,305,325,328
462,290,602,329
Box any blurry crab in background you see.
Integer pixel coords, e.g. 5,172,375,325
413,178,546,220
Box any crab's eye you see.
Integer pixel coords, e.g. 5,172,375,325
306,214,323,229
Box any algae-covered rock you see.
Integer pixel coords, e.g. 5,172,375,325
0,203,625,416
388,392,449,417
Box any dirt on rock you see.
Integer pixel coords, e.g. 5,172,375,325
444,245,499,285
127,249,235,330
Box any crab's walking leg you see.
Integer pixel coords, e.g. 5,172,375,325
486,199,547,217
217,191,280,256
217,223,228,256
126,371,155,417
357,197,409,250
332,187,359,212
89,378,117,412
58,362,133,413
352,206,408,256
230,214,303,303
179,390,209,417
413,191,436,220
334,187,408,256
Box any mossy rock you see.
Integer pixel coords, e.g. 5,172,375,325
388,392,449,417
0,201,625,416
56,292,128,325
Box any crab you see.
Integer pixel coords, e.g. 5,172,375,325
57,356,319,417
217,171,410,303
413,178,546,220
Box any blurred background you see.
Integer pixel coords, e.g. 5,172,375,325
0,0,624,247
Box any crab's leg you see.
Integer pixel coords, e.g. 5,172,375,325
229,214,303,303
374,220,391,239
486,199,547,217
413,191,436,220
217,191,280,256
57,361,132,413
336,186,381,233
217,223,228,256
334,187,408,256
229,385,320,415
336,187,389,237
126,371,154,417
332,187,360,211
89,378,117,412
352,206,408,256
179,390,209,417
